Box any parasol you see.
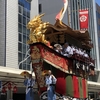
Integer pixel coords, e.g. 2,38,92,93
41,70,49,76
20,71,30,77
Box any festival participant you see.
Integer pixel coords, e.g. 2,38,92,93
45,70,57,100
62,43,73,57
79,48,84,56
54,44,63,54
83,50,89,58
75,47,80,55
24,74,35,100
71,45,76,54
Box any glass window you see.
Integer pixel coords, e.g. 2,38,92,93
23,8,26,16
19,33,22,42
27,2,30,10
27,10,30,18
19,63,23,69
23,64,26,70
18,14,22,23
23,53,25,59
27,29,30,35
39,4,42,13
27,57,30,64
23,44,26,53
23,35,26,44
18,42,22,52
23,26,26,35
18,23,22,33
27,18,30,24
27,45,29,50
26,64,30,70
27,36,29,41
18,6,22,14
18,52,22,62
23,16,26,25
23,54,27,64
23,60,26,64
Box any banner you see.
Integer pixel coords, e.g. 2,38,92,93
79,10,89,29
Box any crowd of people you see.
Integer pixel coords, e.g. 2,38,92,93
53,42,89,59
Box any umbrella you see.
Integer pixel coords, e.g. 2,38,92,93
20,71,30,77
41,70,49,76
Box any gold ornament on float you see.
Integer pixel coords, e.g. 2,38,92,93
27,13,49,44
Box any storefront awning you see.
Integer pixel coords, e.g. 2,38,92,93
0,66,35,87
88,81,100,92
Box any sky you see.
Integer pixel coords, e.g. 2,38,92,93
95,0,100,6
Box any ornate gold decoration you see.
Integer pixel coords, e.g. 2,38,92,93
31,46,41,60
27,13,49,44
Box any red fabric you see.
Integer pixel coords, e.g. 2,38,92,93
40,46,68,70
63,0,66,3
30,44,69,71
79,10,89,29
73,76,79,98
82,79,86,98
56,70,66,95
56,11,62,20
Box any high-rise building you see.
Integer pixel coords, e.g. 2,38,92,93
68,0,100,70
18,0,31,70
96,3,100,65
68,0,100,99
0,0,35,70
0,0,100,99
0,0,37,99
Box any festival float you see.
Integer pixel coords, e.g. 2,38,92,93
26,13,95,100
26,0,96,97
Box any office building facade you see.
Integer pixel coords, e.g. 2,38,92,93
96,3,100,64
0,0,100,99
0,0,37,70
68,0,100,99
69,0,100,70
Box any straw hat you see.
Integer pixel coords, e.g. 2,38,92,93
54,44,62,49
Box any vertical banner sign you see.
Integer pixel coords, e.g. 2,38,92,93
79,10,89,29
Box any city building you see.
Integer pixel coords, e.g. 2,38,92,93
0,0,100,99
0,0,37,100
68,0,100,99
96,3,100,66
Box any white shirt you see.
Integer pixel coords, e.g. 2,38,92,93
45,75,57,85
24,78,35,94
75,49,79,54
84,53,89,58
45,75,57,90
71,47,76,53
64,46,73,55
79,49,84,56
